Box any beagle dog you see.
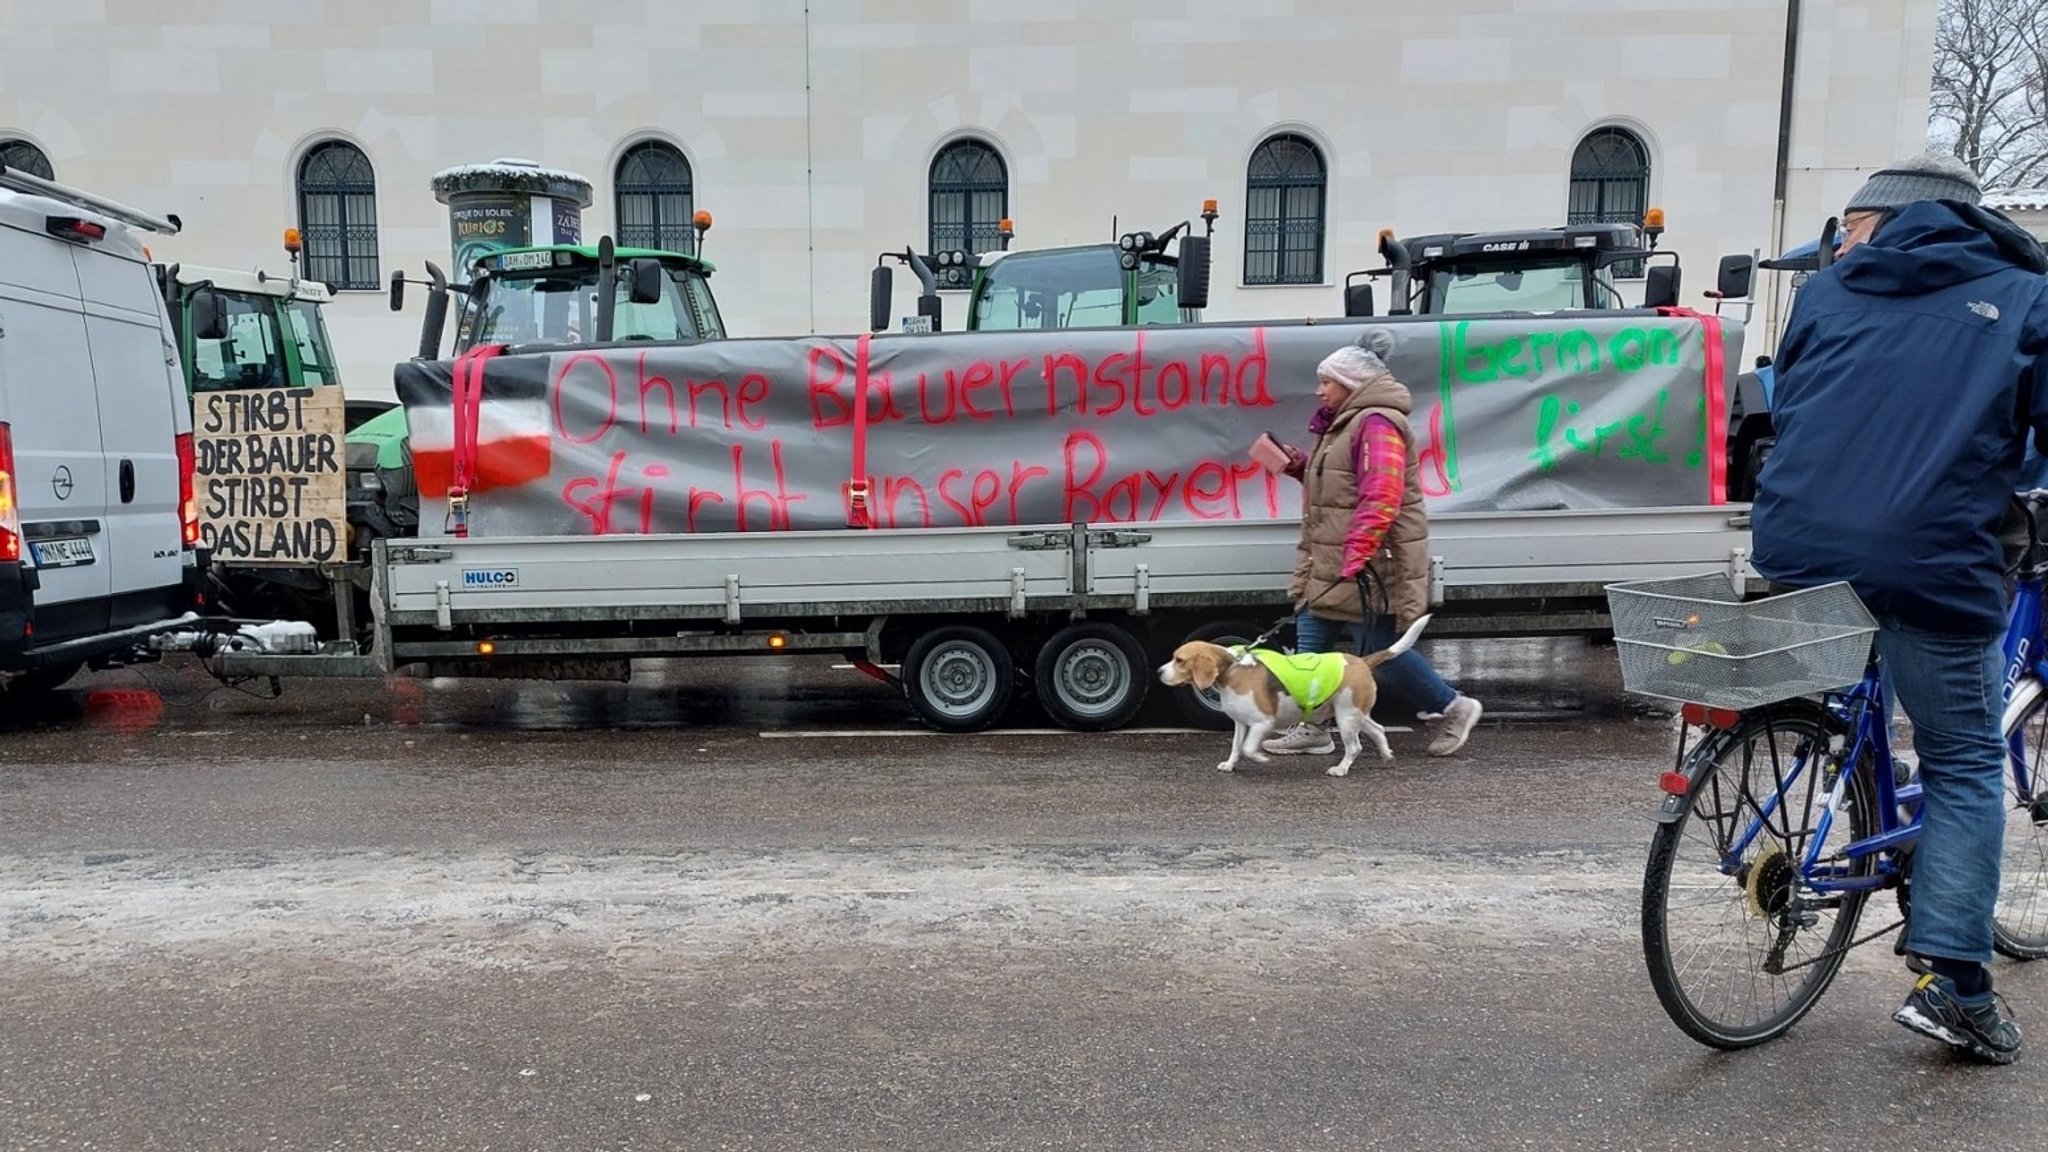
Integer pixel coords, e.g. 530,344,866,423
1158,614,1433,777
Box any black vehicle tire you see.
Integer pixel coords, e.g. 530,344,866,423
1034,622,1150,732
2,661,83,706
901,626,1015,733
1168,619,1268,731
1642,701,1875,1049
1742,436,1777,501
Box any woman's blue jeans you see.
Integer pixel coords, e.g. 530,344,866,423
1878,618,2009,968
1293,609,1456,717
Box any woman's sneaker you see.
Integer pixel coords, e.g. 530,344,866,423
1894,973,2023,1065
1423,695,1483,757
1261,724,1335,755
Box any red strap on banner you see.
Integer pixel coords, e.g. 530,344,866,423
447,343,506,538
845,332,873,528
1658,308,1729,506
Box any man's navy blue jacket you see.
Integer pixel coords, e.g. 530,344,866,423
1752,200,2048,635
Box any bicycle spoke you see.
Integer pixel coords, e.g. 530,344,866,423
1644,707,1876,1047
1993,700,2048,956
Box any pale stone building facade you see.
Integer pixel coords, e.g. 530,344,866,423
1,0,1938,402
1985,191,2048,241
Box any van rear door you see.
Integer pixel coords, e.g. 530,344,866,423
0,218,114,634
72,243,186,622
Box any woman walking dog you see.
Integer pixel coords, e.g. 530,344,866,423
1247,330,1482,758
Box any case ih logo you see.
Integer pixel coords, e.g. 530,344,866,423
1480,241,1532,253
462,568,520,589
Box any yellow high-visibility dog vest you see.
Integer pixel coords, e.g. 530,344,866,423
1231,647,1348,712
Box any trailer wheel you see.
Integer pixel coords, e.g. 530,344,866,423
902,626,1015,733
1169,619,1266,731
1035,622,1150,732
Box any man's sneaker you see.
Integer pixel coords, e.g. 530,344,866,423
1423,695,1483,757
1894,973,2023,1065
1261,723,1335,755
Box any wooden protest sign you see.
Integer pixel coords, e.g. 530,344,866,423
193,386,346,565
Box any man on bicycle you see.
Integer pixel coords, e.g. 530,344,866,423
1752,153,2048,1064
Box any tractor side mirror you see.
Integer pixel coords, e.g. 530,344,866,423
388,269,406,313
1175,235,1211,311
1643,264,1682,310
190,288,230,342
1715,254,1755,301
869,264,893,333
1343,273,1375,318
627,258,664,306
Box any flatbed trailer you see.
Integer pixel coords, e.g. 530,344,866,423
212,504,1755,732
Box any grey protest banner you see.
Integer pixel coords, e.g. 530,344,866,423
193,386,346,563
398,311,1739,538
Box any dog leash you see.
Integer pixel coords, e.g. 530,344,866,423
1235,572,1381,660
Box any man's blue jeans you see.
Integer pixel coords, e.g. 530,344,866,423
1878,618,2009,967
1293,609,1456,717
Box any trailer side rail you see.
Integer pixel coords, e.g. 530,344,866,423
376,507,1753,635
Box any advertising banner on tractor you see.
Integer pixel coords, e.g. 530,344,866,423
396,313,1740,539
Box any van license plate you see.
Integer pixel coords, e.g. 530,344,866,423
31,537,95,568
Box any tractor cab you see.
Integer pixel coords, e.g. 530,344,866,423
392,225,723,360
869,199,1216,333
1345,212,1683,317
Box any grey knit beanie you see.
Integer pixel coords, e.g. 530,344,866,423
1844,153,1983,214
1317,345,1381,391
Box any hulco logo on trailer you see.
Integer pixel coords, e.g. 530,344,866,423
462,568,520,589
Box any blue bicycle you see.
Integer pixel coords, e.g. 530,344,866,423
1606,493,2048,1048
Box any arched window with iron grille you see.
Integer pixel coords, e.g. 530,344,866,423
0,138,52,181
296,141,379,290
1569,127,1652,277
1244,133,1327,286
615,140,695,254
928,139,1008,289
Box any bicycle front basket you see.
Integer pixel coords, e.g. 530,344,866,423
1604,572,1876,711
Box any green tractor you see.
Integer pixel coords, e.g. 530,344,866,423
1343,210,1690,317
357,230,724,540
868,200,1216,334
152,238,383,630
159,260,345,402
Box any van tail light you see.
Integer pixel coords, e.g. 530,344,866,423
0,422,18,563
175,432,199,548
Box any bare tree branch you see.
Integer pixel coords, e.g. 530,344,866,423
1930,0,2048,188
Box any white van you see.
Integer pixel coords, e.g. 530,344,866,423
0,164,199,698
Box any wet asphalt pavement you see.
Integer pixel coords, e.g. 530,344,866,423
2,640,2044,1150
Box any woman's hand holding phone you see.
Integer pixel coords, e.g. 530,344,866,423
1249,432,1292,474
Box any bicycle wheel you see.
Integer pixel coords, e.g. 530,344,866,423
1642,700,1879,1049
1995,680,2048,959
